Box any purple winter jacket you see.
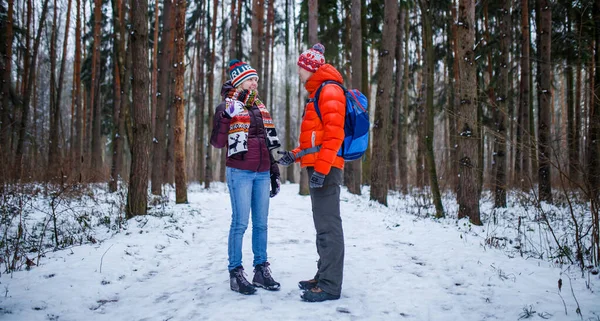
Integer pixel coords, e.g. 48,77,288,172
210,81,280,177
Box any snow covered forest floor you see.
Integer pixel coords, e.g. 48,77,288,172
0,182,599,321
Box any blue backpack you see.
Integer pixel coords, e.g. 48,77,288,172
311,81,370,161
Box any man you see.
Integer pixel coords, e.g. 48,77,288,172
278,43,346,302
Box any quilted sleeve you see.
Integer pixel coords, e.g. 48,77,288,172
314,84,345,175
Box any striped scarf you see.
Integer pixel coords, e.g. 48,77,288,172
227,90,280,157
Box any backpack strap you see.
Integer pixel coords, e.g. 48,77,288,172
308,80,346,121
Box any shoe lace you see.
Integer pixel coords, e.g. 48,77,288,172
258,262,272,279
235,269,252,287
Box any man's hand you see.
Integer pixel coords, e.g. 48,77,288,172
309,171,326,189
277,151,296,166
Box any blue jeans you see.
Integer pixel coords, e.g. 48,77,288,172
226,167,271,271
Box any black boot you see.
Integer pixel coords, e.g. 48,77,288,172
253,262,281,291
229,266,256,295
298,278,318,291
301,287,340,302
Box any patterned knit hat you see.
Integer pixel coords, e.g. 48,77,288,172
297,43,326,73
229,59,259,88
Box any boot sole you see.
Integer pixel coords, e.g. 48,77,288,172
231,287,256,295
254,282,281,291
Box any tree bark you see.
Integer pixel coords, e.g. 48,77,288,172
48,0,59,180
456,0,481,225
284,0,294,183
151,0,159,135
14,0,50,181
174,0,188,203
537,0,552,203
0,0,15,179
588,0,600,203
127,0,151,218
370,0,397,206
109,0,126,192
195,3,206,183
205,0,218,188
151,0,175,195
251,0,264,74
420,0,444,217
493,0,509,207
516,0,531,190
345,0,363,195
73,0,83,181
448,0,459,194
90,0,104,177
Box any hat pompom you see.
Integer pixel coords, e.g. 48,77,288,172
312,43,325,54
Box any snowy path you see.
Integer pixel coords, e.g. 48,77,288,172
1,183,598,321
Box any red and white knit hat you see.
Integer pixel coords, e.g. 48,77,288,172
229,59,258,88
297,43,326,73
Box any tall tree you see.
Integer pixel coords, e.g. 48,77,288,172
420,0,444,217
53,0,73,179
195,0,206,183
73,0,83,180
251,0,265,78
284,0,294,183
14,0,50,180
109,0,126,192
493,0,509,207
151,0,175,195
262,0,275,104
537,0,552,203
173,0,188,203
589,0,600,204
0,0,15,178
516,0,531,190
127,0,151,217
345,0,362,195
47,0,60,180
151,0,159,133
90,0,103,176
205,0,218,188
456,0,481,225
370,0,397,206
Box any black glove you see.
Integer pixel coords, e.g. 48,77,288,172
270,174,281,198
277,151,296,166
309,171,326,189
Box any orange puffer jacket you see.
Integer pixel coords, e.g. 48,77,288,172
291,64,346,175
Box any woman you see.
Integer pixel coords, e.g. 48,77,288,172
210,59,282,295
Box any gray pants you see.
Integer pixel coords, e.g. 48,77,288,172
307,167,344,296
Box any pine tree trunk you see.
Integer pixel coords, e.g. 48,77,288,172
0,0,15,180
109,0,125,192
205,0,218,188
516,0,531,190
537,0,552,203
262,0,274,104
456,0,481,225
493,0,509,208
251,0,264,74
127,0,151,218
151,0,159,135
174,0,187,203
588,0,600,203
370,0,397,206
48,0,59,180
284,0,294,183
14,0,50,181
399,12,409,193
448,0,459,194
151,0,174,195
73,0,83,181
420,0,444,217
345,0,363,195
195,4,206,183
229,0,237,59
90,0,103,177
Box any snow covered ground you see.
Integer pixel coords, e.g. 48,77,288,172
1,182,598,321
